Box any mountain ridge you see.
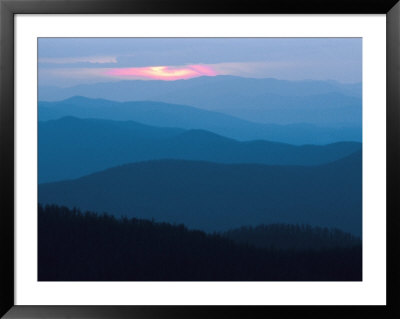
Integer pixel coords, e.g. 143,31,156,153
39,116,362,183
38,75,362,126
38,97,362,145
39,153,362,235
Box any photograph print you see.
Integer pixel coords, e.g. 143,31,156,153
38,38,362,281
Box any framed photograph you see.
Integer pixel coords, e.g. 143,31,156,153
1,0,399,318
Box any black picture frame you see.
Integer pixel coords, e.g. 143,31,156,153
1,0,399,318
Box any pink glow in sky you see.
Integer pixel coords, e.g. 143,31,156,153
105,64,217,80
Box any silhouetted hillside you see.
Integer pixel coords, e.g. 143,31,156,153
39,153,362,235
38,97,361,145
38,204,362,281
39,117,361,182
223,224,361,251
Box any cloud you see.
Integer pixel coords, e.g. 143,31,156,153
39,61,295,84
43,64,218,82
103,62,289,80
39,56,118,64
105,65,217,80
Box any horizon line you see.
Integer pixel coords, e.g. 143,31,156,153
38,74,362,89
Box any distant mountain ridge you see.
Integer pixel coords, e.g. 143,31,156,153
221,92,361,126
39,116,362,183
39,76,362,127
39,153,362,235
39,97,362,145
39,75,362,100
39,76,362,126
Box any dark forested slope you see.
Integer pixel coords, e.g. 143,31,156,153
38,205,362,281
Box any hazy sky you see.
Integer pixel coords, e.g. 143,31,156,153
38,38,362,87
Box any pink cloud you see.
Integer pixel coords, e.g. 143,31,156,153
105,64,217,81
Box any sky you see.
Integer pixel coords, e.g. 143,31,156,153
38,38,362,87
